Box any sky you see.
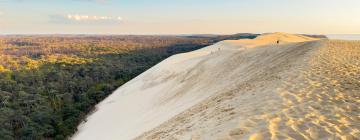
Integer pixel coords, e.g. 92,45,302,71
0,0,359,34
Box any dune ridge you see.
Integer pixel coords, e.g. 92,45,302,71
73,33,359,140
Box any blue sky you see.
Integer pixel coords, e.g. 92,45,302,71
0,0,359,34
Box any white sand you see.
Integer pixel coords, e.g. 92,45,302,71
72,33,360,140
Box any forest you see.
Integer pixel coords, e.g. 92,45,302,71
0,34,258,140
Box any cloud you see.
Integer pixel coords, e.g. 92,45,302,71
65,14,122,21
49,14,122,24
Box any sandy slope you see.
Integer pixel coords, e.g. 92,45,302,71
73,33,359,140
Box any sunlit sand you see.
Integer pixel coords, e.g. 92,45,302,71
73,33,359,140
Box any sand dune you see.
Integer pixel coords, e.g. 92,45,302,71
73,33,360,140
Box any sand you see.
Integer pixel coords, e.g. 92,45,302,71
72,33,360,140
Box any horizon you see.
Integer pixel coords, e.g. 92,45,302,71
1,33,360,36
3,33,360,41
1,0,360,34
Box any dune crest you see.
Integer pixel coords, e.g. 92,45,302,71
222,32,319,48
73,33,359,140
256,32,318,43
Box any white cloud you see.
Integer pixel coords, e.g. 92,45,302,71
66,14,121,21
49,14,122,24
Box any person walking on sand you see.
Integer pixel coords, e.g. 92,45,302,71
275,39,280,47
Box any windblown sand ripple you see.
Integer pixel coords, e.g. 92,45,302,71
234,40,360,140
